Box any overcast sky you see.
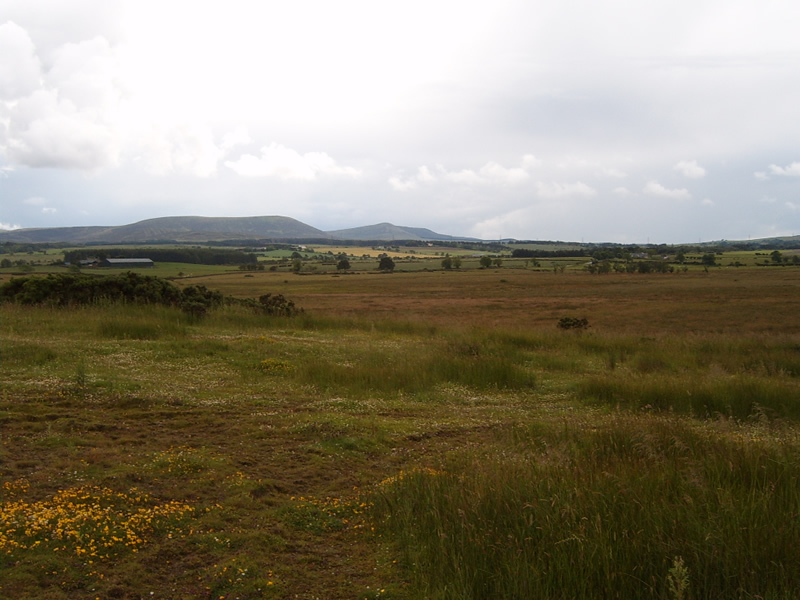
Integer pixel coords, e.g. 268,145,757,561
1,0,799,243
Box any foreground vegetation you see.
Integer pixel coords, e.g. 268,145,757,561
1,267,799,599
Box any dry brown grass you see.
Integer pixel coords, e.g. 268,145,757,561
180,268,800,335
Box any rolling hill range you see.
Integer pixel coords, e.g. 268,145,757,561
0,216,469,244
328,222,476,241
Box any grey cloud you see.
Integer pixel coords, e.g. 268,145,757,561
536,181,597,199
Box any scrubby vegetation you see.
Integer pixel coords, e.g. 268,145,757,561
1,265,799,599
0,272,300,318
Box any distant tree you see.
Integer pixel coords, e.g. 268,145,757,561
336,258,351,271
771,250,783,264
378,256,395,272
441,256,453,270
479,256,492,268
452,256,462,269
701,253,716,267
675,251,686,264
493,258,503,268
291,258,302,273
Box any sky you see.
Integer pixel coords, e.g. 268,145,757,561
1,0,799,243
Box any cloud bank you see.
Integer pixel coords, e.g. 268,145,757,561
1,0,799,243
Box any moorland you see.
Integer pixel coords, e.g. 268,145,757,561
1,244,800,599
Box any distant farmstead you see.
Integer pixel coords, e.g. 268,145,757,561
102,258,154,268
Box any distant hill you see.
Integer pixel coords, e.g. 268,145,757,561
0,216,471,244
326,222,477,241
0,216,331,244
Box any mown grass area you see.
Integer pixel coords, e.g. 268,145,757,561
1,267,800,599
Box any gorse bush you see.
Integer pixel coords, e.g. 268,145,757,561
0,272,216,308
557,316,590,330
0,272,301,318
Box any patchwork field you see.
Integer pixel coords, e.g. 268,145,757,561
2,266,800,599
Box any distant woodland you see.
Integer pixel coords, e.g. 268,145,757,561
63,247,257,265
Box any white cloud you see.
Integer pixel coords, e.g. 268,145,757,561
416,165,436,183
643,181,691,200
521,154,542,170
0,221,22,230
754,171,769,181
4,88,120,169
23,196,46,205
220,127,251,153
674,159,706,179
441,167,484,185
0,21,41,99
132,122,222,177
613,186,631,195
388,175,417,191
225,143,360,180
701,198,714,206
478,161,530,184
536,181,597,198
470,208,531,240
390,156,538,190
602,168,627,178
786,201,798,211
0,25,123,170
769,162,800,176
41,207,57,214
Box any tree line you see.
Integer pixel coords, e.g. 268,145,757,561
64,247,257,265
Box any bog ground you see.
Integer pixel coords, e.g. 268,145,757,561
2,266,800,599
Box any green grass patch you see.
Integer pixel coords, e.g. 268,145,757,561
370,417,800,599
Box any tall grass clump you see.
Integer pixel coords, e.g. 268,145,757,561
97,305,189,340
370,416,800,599
0,341,58,366
294,333,536,396
578,373,800,419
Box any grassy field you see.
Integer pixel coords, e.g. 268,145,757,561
2,266,800,599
